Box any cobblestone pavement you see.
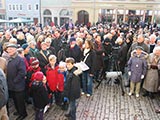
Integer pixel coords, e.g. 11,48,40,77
9,80,160,120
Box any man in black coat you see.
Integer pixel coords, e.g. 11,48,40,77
66,37,82,63
6,43,27,120
116,37,128,74
51,30,63,56
64,57,81,120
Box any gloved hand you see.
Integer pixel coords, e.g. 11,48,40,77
141,75,144,79
151,65,158,69
128,71,131,76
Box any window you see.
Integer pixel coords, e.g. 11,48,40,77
16,4,18,10
28,4,31,10
0,0,2,8
9,4,12,10
13,5,15,10
35,4,38,10
43,9,52,15
20,4,22,10
9,17,13,20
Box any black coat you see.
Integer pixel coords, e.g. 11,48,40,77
30,81,49,109
93,42,104,70
82,49,97,75
102,42,112,61
64,66,81,101
51,37,63,56
118,42,128,73
67,45,82,62
37,50,51,74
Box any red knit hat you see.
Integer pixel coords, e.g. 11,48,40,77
30,57,39,66
34,71,44,81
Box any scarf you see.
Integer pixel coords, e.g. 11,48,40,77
83,48,90,56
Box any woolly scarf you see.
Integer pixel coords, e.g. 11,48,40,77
83,48,90,56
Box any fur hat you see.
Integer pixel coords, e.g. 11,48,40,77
34,71,44,81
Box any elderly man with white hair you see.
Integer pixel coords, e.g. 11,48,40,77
149,34,157,53
127,34,149,60
143,46,160,99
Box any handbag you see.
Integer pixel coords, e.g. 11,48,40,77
76,53,90,71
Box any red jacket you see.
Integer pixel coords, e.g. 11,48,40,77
45,64,64,92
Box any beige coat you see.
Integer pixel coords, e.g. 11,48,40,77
143,53,160,92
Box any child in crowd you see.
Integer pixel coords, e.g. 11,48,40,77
128,46,147,97
45,55,64,109
30,71,49,120
25,57,41,104
64,57,81,120
58,61,69,110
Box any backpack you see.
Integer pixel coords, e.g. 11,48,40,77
0,68,8,109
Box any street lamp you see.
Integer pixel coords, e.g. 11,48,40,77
93,0,96,25
39,0,42,27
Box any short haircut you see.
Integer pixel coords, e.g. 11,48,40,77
48,54,57,61
65,57,75,64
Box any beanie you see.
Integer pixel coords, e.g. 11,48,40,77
30,57,39,66
34,71,44,81
70,37,76,43
22,43,28,50
104,37,110,43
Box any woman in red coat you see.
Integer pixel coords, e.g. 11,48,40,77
45,55,64,107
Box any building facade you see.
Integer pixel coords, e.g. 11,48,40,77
41,0,72,26
72,0,160,25
5,0,159,26
6,0,40,24
0,0,5,19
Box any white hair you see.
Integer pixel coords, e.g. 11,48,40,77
149,34,157,40
28,40,36,46
9,37,17,44
153,46,160,53
44,37,52,43
26,34,35,43
59,61,66,67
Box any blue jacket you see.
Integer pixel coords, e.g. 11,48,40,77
128,53,147,83
7,54,26,91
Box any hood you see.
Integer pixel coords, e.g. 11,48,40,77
131,50,148,59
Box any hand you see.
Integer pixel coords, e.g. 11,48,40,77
42,76,47,84
89,74,94,77
128,71,131,76
141,75,144,79
74,70,79,76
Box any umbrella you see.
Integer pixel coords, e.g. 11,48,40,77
0,19,8,23
9,18,33,23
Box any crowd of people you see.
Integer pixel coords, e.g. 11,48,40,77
0,21,160,120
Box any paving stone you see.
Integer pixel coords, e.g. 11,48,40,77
8,81,160,120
